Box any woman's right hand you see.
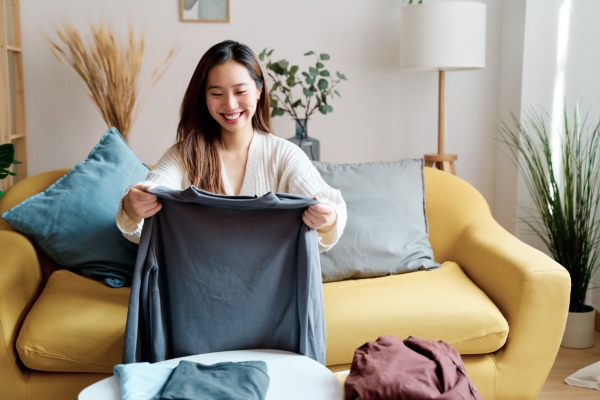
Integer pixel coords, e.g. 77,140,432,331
122,184,162,223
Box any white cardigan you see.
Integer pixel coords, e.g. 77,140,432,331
116,131,347,252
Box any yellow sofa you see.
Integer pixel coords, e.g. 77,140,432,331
0,167,570,399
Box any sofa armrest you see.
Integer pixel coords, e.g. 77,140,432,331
453,215,570,399
0,230,43,399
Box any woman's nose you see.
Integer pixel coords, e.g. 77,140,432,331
224,94,238,111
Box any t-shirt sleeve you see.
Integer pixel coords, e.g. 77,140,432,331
284,148,347,253
116,147,187,244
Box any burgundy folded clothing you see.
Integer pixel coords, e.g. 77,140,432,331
345,335,483,400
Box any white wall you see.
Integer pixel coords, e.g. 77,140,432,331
20,0,504,210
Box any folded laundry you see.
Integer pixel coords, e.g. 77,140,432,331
565,360,600,390
345,335,482,400
113,362,176,400
160,360,270,400
113,360,270,400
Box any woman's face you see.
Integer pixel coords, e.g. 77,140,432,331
205,59,262,137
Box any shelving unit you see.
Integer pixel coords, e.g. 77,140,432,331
1,0,27,192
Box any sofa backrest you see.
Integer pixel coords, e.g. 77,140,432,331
1,166,495,266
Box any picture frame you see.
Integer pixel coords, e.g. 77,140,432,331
179,0,230,23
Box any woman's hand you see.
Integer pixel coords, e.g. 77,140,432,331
122,184,162,223
303,196,337,233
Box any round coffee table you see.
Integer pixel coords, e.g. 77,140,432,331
78,349,342,399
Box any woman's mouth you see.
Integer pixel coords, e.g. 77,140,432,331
221,112,243,124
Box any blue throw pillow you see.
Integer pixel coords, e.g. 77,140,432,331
2,127,149,287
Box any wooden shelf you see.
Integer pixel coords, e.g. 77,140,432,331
1,0,28,191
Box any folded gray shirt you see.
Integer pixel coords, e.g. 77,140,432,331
123,186,326,365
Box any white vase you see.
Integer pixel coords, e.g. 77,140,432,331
561,306,596,349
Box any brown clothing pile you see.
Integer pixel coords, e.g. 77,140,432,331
345,335,483,400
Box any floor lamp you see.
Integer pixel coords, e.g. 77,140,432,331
400,2,486,175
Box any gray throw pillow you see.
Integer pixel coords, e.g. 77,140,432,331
313,159,441,282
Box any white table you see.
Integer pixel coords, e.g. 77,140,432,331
79,349,342,400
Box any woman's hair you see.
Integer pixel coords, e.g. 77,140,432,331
175,40,271,194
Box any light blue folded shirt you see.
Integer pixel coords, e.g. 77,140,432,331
113,362,176,400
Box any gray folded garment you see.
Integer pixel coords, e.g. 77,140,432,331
160,360,270,400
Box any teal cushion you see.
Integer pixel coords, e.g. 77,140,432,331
2,127,149,287
313,159,441,282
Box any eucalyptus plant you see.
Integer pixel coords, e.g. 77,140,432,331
498,106,600,312
258,49,347,121
0,143,21,198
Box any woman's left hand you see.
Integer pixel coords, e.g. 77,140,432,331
303,196,337,233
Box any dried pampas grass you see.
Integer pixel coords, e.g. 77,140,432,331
44,20,178,141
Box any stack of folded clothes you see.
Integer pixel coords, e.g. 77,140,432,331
113,360,270,400
344,335,482,400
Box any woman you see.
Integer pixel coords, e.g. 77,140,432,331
117,40,346,252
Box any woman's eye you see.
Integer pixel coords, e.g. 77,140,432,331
237,91,247,95
211,93,222,97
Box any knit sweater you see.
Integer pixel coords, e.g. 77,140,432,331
116,131,347,252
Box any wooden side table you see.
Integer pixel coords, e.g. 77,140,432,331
424,154,458,175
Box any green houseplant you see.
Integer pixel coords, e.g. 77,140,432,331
0,143,21,198
258,48,347,160
499,106,599,347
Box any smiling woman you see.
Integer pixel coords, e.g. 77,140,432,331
117,39,346,249
116,40,348,365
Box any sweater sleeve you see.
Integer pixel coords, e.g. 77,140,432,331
116,147,187,244
283,146,347,253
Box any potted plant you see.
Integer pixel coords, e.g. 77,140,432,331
499,105,600,348
258,49,347,161
0,143,21,198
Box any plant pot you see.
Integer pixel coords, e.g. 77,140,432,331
287,119,320,161
561,305,596,349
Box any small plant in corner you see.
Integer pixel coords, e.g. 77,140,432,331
258,49,347,122
0,143,21,198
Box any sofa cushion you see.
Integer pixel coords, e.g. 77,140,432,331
2,127,150,287
313,159,440,283
16,270,130,373
323,262,509,366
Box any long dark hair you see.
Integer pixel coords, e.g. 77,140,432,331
175,40,271,194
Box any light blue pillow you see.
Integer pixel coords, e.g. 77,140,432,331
2,127,149,287
313,159,441,282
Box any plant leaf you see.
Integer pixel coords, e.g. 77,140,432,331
289,65,299,76
309,67,318,77
334,90,341,97
317,79,328,90
320,53,330,60
304,51,315,56
271,81,280,91
305,77,315,85
336,71,347,80
319,70,330,77
302,71,310,79
258,52,265,61
316,62,324,69
319,105,328,114
267,49,274,56
286,76,295,86
303,87,314,97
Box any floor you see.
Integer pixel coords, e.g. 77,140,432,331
537,332,600,399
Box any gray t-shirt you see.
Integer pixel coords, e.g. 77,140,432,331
123,186,326,365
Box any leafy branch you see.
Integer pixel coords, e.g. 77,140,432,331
0,143,21,198
258,49,347,121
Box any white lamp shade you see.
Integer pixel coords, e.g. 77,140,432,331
400,2,487,71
